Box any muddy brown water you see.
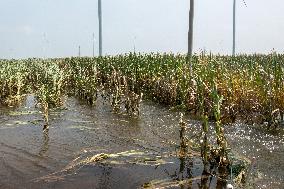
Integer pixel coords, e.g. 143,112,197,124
0,95,283,189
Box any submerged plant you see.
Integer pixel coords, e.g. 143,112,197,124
1,53,284,130
200,115,209,164
211,80,230,166
178,113,188,158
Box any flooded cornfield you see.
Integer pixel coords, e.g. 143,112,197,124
2,0,284,187
0,95,283,189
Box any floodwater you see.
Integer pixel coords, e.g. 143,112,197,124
0,95,283,189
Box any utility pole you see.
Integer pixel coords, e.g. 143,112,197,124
43,33,47,59
98,0,102,56
188,0,194,57
92,33,95,57
78,45,81,57
188,0,195,73
233,0,236,56
133,36,136,53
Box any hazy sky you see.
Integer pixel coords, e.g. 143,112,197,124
0,0,284,59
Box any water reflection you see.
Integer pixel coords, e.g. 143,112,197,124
0,96,283,188
39,129,49,157
163,113,229,189
98,166,112,189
